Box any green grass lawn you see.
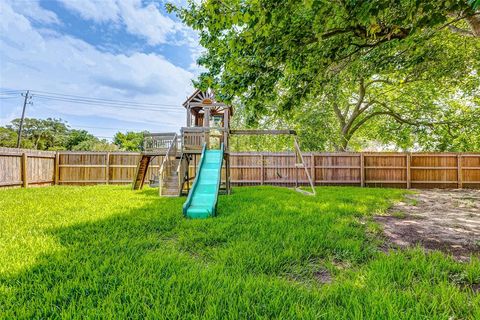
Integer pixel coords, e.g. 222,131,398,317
0,185,478,319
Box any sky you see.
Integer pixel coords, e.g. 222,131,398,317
0,0,201,140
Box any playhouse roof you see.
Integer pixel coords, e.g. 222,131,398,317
182,89,233,117
182,89,215,108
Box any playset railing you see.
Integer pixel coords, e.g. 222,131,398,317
143,133,177,152
181,127,226,151
158,134,178,195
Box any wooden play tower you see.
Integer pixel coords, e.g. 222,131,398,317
132,89,315,197
132,89,233,196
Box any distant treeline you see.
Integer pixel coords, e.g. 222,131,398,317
0,118,146,151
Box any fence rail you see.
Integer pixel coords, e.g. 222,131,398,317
1,148,479,189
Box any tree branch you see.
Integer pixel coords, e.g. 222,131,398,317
448,25,474,36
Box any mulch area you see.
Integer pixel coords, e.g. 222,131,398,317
376,189,480,261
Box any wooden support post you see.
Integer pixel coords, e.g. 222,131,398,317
54,152,60,185
360,153,365,187
310,154,315,186
226,153,231,194
260,154,265,185
21,153,28,188
106,152,110,185
406,153,411,189
204,129,210,149
295,154,299,188
204,107,210,127
457,154,462,189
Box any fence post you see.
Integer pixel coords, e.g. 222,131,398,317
457,153,462,189
260,154,264,185
21,152,28,188
310,154,315,186
360,153,365,187
406,153,411,189
106,152,110,185
295,154,298,188
54,152,60,185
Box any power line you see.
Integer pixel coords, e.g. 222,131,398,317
27,100,182,130
1,88,187,112
0,89,24,93
33,94,183,110
31,90,181,108
33,96,184,113
69,124,161,131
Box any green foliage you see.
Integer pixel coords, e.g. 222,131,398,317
0,186,479,318
0,118,117,151
0,127,17,148
63,129,94,150
5,118,70,150
0,118,149,151
113,131,146,151
174,0,480,151
470,0,480,10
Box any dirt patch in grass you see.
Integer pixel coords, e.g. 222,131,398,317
470,283,480,293
376,189,480,261
313,268,332,284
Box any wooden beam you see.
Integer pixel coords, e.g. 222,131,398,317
406,153,411,189
54,152,60,185
310,154,315,186
226,153,231,194
261,154,264,185
365,180,407,183
410,166,458,170
230,129,297,136
457,154,463,189
410,180,459,184
109,165,138,168
106,152,110,185
0,181,23,187
58,165,107,168
21,153,28,188
204,107,210,128
144,132,177,137
189,102,228,107
360,153,365,187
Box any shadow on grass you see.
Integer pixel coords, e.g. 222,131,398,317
1,186,478,319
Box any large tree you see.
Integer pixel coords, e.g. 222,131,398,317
174,0,480,151
6,118,69,150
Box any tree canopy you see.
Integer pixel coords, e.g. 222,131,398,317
173,0,480,151
0,118,147,151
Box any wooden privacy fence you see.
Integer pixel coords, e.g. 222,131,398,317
0,148,56,187
229,152,480,189
1,148,480,189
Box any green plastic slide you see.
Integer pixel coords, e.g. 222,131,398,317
183,143,224,218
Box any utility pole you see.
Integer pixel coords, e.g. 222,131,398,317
16,90,32,148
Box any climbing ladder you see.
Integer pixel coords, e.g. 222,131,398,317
132,155,153,190
132,133,180,192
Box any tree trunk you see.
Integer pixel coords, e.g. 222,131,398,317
338,134,351,151
466,13,480,37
